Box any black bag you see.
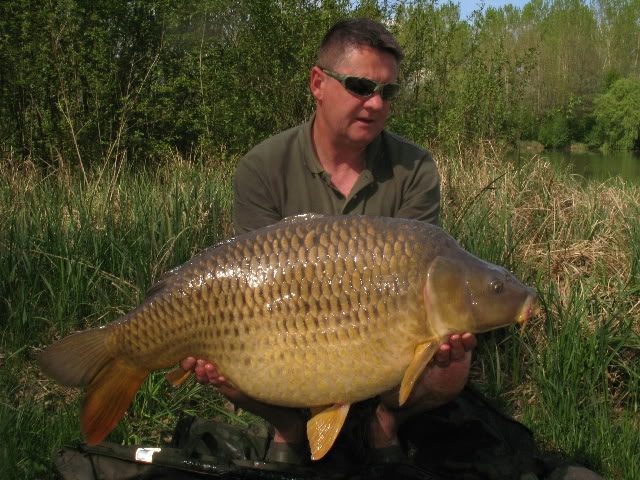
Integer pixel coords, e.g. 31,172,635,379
399,386,550,480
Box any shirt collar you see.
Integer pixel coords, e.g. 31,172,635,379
300,113,384,180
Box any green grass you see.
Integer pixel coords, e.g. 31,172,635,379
1,150,638,478
0,157,253,478
438,146,639,478
523,282,639,476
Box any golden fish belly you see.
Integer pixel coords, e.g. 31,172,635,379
112,215,434,407
214,300,427,406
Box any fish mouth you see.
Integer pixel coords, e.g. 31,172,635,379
517,294,541,331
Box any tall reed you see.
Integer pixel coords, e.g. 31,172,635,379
437,144,639,477
0,155,250,478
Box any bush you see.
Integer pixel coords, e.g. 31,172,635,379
538,109,571,148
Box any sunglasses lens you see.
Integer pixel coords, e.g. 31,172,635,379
381,84,400,101
344,77,377,97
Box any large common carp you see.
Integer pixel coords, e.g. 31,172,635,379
38,214,539,460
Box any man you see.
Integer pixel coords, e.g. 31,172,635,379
182,17,477,465
176,19,601,480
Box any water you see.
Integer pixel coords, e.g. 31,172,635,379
510,149,640,184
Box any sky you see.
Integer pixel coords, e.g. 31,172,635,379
456,0,530,18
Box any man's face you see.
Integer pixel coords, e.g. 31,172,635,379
312,46,399,150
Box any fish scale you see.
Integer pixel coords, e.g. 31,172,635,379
38,214,539,459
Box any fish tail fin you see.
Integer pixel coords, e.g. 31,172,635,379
38,328,149,444
38,328,112,387
82,358,148,444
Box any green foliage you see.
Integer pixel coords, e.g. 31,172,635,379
513,109,539,141
0,0,538,164
602,67,623,91
538,109,571,147
536,96,595,147
388,1,535,149
2,0,640,161
0,0,350,164
511,0,640,147
591,77,640,150
524,281,639,476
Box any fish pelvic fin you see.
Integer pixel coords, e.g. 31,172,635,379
307,403,350,461
399,340,440,406
165,366,193,386
82,358,148,444
38,327,149,444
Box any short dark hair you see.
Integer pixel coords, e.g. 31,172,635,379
317,18,404,69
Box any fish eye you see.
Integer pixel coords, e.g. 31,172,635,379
491,281,504,294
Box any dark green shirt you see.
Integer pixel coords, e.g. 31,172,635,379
233,115,440,235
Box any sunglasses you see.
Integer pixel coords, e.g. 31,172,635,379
320,68,401,101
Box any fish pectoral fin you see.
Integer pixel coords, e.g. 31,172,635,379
399,340,441,406
307,403,350,461
82,359,149,445
165,366,192,386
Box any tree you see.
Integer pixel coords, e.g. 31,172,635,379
591,77,640,150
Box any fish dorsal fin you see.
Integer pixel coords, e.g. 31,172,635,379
280,213,325,224
307,403,350,460
147,214,324,298
399,340,440,406
145,263,187,298
145,238,232,299
145,275,172,298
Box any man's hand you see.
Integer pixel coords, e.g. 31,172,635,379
404,332,476,407
181,357,249,403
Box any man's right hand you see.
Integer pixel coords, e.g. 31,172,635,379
180,357,249,404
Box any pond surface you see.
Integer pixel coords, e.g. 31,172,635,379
510,149,640,184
